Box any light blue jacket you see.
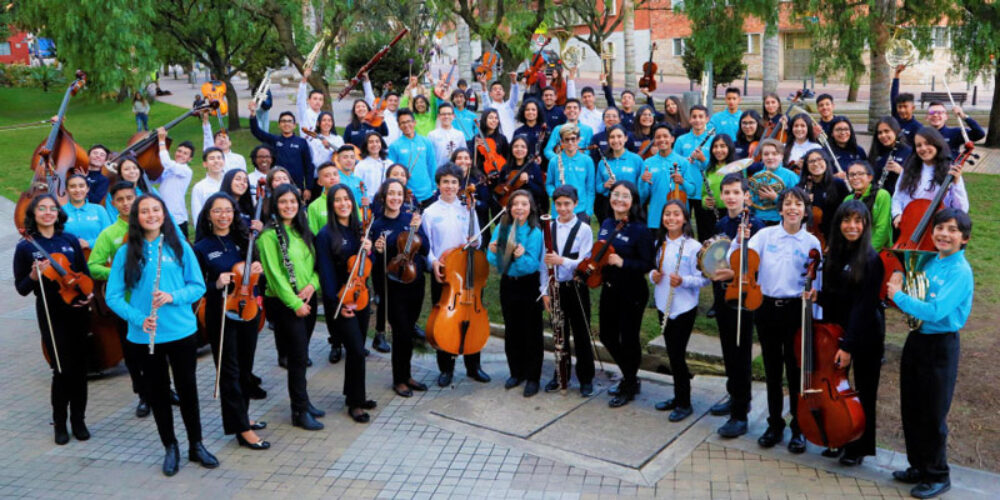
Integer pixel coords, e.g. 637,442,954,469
543,123,595,161
894,249,973,334
487,222,544,278
596,151,644,196
545,150,595,217
63,201,112,248
388,134,437,202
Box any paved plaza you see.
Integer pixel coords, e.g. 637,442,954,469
1,198,996,499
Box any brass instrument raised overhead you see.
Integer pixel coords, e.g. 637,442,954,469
303,30,332,74
886,27,919,68
252,69,272,109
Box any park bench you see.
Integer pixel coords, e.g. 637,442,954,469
919,91,967,108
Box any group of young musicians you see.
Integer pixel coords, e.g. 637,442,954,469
14,62,975,498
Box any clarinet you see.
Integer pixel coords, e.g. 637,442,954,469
556,148,566,186
658,238,687,336
875,140,898,193
272,215,298,293
542,214,570,391
148,237,164,354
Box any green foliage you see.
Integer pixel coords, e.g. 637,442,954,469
948,1,999,82
339,31,423,88
0,64,34,88
679,0,749,68
681,40,747,88
27,65,64,92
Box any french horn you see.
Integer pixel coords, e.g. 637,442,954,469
886,28,918,68
748,170,785,211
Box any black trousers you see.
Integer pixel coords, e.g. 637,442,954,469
205,296,260,435
844,336,884,457
713,282,754,420
594,194,610,223
549,280,595,385
37,303,89,426
387,277,424,386
690,199,718,243
322,296,343,349
265,295,317,413
331,305,370,408
430,278,481,374
900,331,959,482
598,280,648,390
658,308,698,407
116,317,147,399
130,335,201,447
500,273,544,382
755,296,802,432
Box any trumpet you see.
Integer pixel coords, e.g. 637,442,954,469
252,69,272,109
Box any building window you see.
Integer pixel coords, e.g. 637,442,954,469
673,38,686,56
0,42,11,56
672,1,684,10
746,33,761,54
933,27,950,48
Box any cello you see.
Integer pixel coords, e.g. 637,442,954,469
105,99,217,181
795,249,865,450
426,184,491,356
575,218,627,289
15,71,89,230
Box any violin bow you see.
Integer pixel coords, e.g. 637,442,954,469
333,220,375,320
735,209,748,348
941,76,973,147
214,288,226,399
35,260,63,373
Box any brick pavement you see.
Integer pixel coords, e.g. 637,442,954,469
1,195,997,499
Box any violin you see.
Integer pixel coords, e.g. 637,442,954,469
364,82,393,128
475,42,501,82
426,184,491,355
638,42,659,92
725,208,762,310
359,181,373,226
225,180,266,323
493,153,540,207
387,209,423,284
474,119,507,177
795,249,866,449
301,127,335,150
20,229,94,306
435,60,458,100
15,71,89,230
667,162,688,203
200,80,228,117
575,217,627,289
336,222,374,316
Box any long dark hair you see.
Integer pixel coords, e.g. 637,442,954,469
868,116,905,162
798,148,840,205
708,134,736,168
23,194,67,237
508,135,532,165
498,189,540,230
349,100,371,127
221,169,254,217
662,96,688,131
361,130,387,159
374,178,408,216
825,200,873,286
124,194,185,290
268,183,313,252
737,110,764,144
194,192,251,251
412,94,431,115
113,156,151,193
317,110,337,135
828,116,859,152
608,180,645,225
899,126,951,197
516,97,546,126
655,199,694,245
784,114,818,164
324,184,363,256
480,108,502,137
633,105,656,137
762,92,783,122
846,160,878,213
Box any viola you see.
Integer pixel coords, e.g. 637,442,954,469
15,71,89,230
435,60,458,100
364,82,393,128
494,153,540,207
337,216,374,315
474,120,507,177
575,217,627,289
725,208,763,310
667,162,688,203
475,42,501,82
20,229,94,306
795,249,866,449
226,180,266,323
387,209,423,284
638,42,659,92
426,184,491,355
637,136,656,159
200,80,228,117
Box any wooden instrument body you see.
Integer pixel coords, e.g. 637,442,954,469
226,261,262,322
338,254,372,312
493,156,538,206
576,240,616,289
638,43,659,91
808,206,825,250
725,247,762,310
426,246,490,355
475,51,501,81
667,163,688,203
476,136,507,177
200,81,228,116
41,252,95,305
387,227,422,284
88,278,125,370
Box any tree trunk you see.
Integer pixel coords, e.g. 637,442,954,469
847,81,859,102
868,0,894,132
987,66,1000,147
457,18,472,83
623,0,636,89
762,20,779,95
223,76,241,131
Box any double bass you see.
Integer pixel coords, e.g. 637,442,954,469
15,71,89,229
426,185,490,356
795,249,865,450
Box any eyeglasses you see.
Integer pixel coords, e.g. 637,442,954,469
278,119,295,123
561,136,579,142
927,110,946,116
847,171,869,178
610,192,632,200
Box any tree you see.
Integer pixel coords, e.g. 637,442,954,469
152,0,275,131
339,31,424,89
622,0,637,89
679,1,749,102
949,0,1000,147
682,42,747,91
552,0,652,87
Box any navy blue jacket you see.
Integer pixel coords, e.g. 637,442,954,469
249,116,315,192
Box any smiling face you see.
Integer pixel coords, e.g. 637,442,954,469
581,90,595,108
319,114,335,134
779,194,805,228
764,96,779,116
387,166,408,183
398,114,415,138
89,148,108,168
511,140,528,161
121,160,141,183
385,183,405,212
254,149,273,173
230,171,249,196
621,92,635,110
817,98,833,120
353,101,369,120
914,134,938,163
332,188,354,222
523,102,538,123
608,128,626,152
609,184,633,217
209,198,234,234
366,134,382,155
33,197,59,229
932,217,969,256
761,145,782,169
839,212,864,243
661,203,685,235
438,106,454,127
214,132,231,151
896,99,915,121
438,175,460,201
553,196,577,220
278,114,296,135
453,150,472,170
276,191,299,222
386,94,399,111
485,112,500,132
876,122,897,147
414,98,428,114
137,197,165,235
805,152,827,178
711,139,729,162
542,89,556,107
67,176,89,204
740,115,758,137
564,102,581,121
271,171,291,189
317,166,340,189
603,108,621,128
832,122,851,147
665,99,678,115
653,127,674,154
847,164,872,193
205,151,225,175
689,109,707,131
792,119,808,141
638,108,654,128
489,83,505,102
927,104,947,128
720,181,748,211
509,194,531,222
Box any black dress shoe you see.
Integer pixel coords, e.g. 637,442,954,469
71,420,90,441
413,324,427,341
306,357,313,367
910,480,950,499
437,371,453,387
669,406,693,422
162,443,180,476
788,433,806,454
358,400,377,410
247,384,267,400
579,383,594,397
236,434,271,450
609,380,641,396
655,399,678,412
758,426,784,448
170,390,181,406
292,410,324,430
407,380,428,392
249,421,267,431
523,380,540,397
709,396,731,416
328,347,343,364
608,392,635,408
504,377,523,389
306,402,326,418
372,333,391,353
136,399,151,418
54,424,69,445
468,367,491,383
838,453,864,466
821,447,841,458
394,385,413,398
892,468,922,484
348,407,370,423
543,379,560,393
278,356,288,368
188,441,219,468
706,306,716,318
717,418,748,438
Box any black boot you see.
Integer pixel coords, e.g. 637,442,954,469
292,410,324,431
53,422,69,445
188,441,219,468
372,333,391,353
162,442,180,476
70,419,90,441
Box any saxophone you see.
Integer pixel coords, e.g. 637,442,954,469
542,214,570,391
272,216,298,293
659,238,687,336
303,30,331,74
148,237,164,354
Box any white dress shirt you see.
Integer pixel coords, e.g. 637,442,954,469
787,140,821,165
155,150,193,224
481,83,520,141
579,106,604,135
305,133,343,172
538,216,594,296
190,175,223,227
421,197,481,265
650,235,709,318
728,224,821,299
427,127,466,167
297,81,321,139
202,122,246,172
355,157,393,200
890,162,969,218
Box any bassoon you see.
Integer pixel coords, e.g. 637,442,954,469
542,214,570,392
338,28,410,100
